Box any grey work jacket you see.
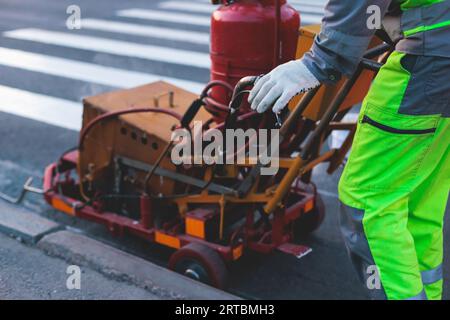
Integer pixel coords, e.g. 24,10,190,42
302,0,450,84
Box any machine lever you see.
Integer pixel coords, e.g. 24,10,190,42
0,177,45,204
275,113,282,128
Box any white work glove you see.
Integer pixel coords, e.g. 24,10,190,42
248,59,320,114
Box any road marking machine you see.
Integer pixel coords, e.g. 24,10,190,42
1,1,392,288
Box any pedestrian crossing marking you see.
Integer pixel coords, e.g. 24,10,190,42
0,85,82,131
118,7,321,26
158,1,216,14
117,9,211,27
81,19,210,45
160,0,325,15
0,47,204,93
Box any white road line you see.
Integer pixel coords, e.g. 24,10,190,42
195,0,327,8
151,3,321,25
81,19,210,45
287,0,328,7
0,85,82,131
160,1,324,15
294,4,325,17
3,28,211,69
116,9,211,27
293,5,324,15
0,47,205,94
159,1,215,13
195,0,327,3
300,14,323,25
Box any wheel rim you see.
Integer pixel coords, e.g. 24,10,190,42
184,268,201,280
178,260,209,284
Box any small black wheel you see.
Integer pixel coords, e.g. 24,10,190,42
169,243,228,289
293,193,325,237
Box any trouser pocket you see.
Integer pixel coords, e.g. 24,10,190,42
361,115,436,135
341,103,439,192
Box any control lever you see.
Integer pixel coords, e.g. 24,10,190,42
0,177,45,204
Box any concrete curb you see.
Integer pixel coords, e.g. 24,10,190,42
38,230,240,300
0,201,61,244
0,201,239,300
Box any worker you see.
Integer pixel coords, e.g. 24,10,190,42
248,0,449,300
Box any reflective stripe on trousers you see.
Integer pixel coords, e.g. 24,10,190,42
407,290,427,300
421,264,443,285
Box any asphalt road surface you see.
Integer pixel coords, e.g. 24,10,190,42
0,0,448,300
0,232,160,299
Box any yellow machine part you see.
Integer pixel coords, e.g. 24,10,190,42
186,217,206,239
155,231,181,249
78,81,211,197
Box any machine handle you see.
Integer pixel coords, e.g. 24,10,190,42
221,76,259,127
180,99,204,128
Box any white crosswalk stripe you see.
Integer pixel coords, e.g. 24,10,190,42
117,9,211,27
159,1,216,14
299,14,323,25
158,2,323,25
0,47,205,93
0,85,82,131
289,0,328,7
293,5,325,15
3,28,211,69
161,0,324,15
81,19,210,45
195,0,328,6
195,0,327,4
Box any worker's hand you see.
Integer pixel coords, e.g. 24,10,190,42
248,59,320,114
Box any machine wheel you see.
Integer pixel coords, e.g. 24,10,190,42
169,243,228,289
293,193,326,238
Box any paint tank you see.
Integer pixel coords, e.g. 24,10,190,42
208,0,300,121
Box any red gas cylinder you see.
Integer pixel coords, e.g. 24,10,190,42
207,0,300,121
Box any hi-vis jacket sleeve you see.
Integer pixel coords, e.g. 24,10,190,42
302,0,391,84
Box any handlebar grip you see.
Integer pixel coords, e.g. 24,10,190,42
180,99,204,128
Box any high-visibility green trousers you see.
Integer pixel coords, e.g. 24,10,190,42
339,51,450,300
